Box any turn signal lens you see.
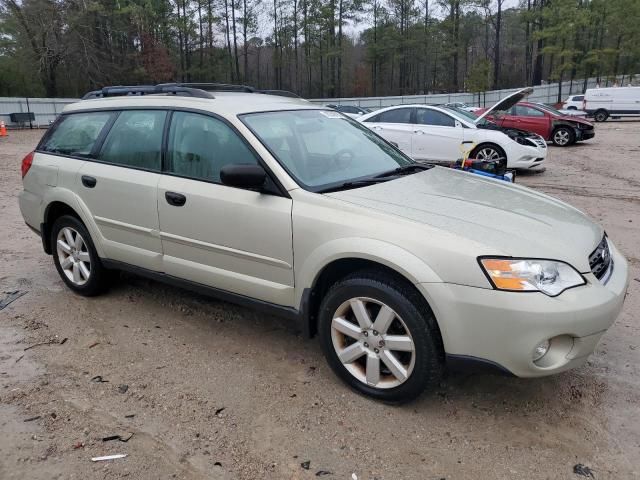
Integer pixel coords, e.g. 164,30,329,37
480,258,585,296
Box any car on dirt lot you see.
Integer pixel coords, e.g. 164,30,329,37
18,83,629,403
562,95,584,110
583,86,640,122
325,104,373,118
357,89,548,170
477,101,596,147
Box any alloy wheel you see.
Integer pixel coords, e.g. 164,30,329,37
475,147,500,161
330,297,415,389
554,129,571,146
56,227,91,286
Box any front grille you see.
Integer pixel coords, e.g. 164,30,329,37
589,235,612,281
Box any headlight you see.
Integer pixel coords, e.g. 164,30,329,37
479,258,586,296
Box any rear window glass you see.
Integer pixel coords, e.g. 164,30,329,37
41,112,112,157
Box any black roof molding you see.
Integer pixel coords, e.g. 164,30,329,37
82,83,301,100
82,84,215,100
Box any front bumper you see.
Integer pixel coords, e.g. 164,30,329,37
418,242,629,377
508,142,547,170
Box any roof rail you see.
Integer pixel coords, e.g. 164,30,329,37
82,84,214,100
162,82,301,98
161,82,256,93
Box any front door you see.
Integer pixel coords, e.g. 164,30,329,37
157,111,295,306
412,108,463,162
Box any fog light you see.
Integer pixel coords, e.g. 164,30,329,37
532,339,550,362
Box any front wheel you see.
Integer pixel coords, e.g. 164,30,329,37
471,144,506,162
552,127,575,146
318,271,444,403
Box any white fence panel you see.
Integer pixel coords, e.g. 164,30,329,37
0,97,78,128
308,75,635,108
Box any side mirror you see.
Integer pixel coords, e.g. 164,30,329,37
220,164,267,190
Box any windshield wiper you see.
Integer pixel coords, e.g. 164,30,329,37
374,163,433,178
318,177,395,193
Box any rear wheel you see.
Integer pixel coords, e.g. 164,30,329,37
594,109,609,122
51,215,109,296
318,271,444,403
552,126,575,147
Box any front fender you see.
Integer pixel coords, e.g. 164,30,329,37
295,237,442,306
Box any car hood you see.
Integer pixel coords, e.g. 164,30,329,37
326,167,602,272
474,87,533,123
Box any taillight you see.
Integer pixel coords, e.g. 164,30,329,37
21,151,34,178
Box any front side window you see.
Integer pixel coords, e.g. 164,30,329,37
166,111,258,182
513,105,545,117
98,110,166,171
242,109,412,190
40,112,112,157
415,109,456,127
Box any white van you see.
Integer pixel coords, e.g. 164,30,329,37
583,86,640,122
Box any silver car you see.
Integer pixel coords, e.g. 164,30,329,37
18,84,629,402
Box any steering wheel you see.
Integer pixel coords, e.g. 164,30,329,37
332,148,355,169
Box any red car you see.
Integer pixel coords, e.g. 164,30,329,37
476,101,595,147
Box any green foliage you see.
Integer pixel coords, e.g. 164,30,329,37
0,0,639,97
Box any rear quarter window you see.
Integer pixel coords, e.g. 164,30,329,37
40,112,113,157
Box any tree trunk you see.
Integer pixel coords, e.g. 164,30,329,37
224,0,234,81
231,0,240,81
493,0,502,89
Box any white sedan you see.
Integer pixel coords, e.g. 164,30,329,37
358,89,547,170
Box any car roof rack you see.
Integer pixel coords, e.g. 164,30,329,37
82,84,215,100
162,82,301,98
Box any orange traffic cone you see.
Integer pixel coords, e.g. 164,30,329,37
0,121,7,137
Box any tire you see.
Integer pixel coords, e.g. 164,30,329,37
318,270,444,403
470,143,506,162
594,109,609,122
551,126,575,147
51,215,110,296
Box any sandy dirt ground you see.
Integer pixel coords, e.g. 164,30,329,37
0,123,639,480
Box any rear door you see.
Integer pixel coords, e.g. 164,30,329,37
75,109,167,271
157,110,294,306
412,108,463,162
361,108,414,155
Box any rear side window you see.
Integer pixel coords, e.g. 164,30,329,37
416,109,456,127
166,111,258,182
98,110,167,171
573,96,584,101
376,108,413,124
40,112,112,157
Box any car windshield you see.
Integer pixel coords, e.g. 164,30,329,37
536,103,563,115
241,109,414,191
442,105,489,126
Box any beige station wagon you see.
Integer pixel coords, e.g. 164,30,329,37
18,84,629,402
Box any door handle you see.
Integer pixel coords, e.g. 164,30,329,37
413,130,425,134
372,126,384,130
165,191,187,207
81,175,97,188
